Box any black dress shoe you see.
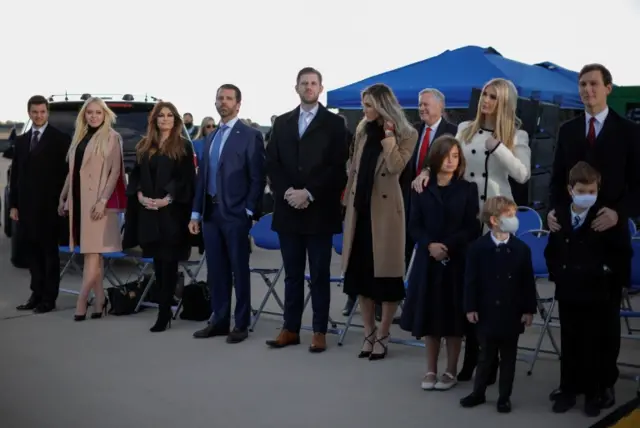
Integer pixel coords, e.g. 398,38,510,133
33,302,55,313
460,393,486,408
598,387,615,409
549,387,563,401
584,397,601,417
226,328,249,344
16,297,40,311
193,324,229,339
497,398,512,413
552,393,576,413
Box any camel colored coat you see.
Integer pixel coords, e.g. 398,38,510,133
63,128,124,254
342,127,418,278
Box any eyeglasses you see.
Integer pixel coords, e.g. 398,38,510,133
205,124,215,129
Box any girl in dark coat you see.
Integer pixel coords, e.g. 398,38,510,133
123,102,196,332
400,135,480,391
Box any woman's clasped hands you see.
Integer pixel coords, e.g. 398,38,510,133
138,192,169,211
428,242,448,261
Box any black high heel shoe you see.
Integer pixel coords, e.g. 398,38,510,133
74,313,87,322
91,298,109,319
358,328,377,358
369,334,390,361
150,311,172,332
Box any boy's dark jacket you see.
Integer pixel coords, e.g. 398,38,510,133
464,233,538,338
544,201,632,302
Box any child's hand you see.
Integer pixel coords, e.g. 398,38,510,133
521,314,533,327
466,312,479,323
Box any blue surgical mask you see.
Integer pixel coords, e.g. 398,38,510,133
499,216,519,235
572,193,597,209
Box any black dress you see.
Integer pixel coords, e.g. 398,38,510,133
343,122,405,303
72,126,98,245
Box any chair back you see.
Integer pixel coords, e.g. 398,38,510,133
516,206,543,236
249,214,280,250
517,229,549,278
332,233,343,255
629,218,637,237
630,239,640,288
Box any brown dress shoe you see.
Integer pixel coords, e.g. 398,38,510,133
309,332,327,353
266,329,300,348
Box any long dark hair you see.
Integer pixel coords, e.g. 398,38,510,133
136,101,186,160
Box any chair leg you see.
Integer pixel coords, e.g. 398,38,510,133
527,298,557,376
249,267,285,332
338,297,359,346
134,273,157,313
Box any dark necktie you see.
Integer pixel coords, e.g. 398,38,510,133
587,117,596,146
30,130,40,151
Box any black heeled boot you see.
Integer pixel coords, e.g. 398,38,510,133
150,309,172,332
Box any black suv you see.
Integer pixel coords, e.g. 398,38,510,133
1,93,193,267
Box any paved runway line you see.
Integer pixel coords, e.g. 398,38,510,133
611,409,639,428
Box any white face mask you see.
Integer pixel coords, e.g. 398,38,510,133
572,193,597,209
499,216,519,234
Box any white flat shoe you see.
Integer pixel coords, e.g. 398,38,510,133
434,372,457,391
421,372,437,390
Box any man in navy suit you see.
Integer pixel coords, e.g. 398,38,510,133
190,84,266,343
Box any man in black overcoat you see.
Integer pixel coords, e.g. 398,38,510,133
10,95,71,313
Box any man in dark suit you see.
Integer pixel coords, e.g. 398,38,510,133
265,67,348,353
400,88,458,266
11,95,71,313
190,84,266,344
547,63,640,409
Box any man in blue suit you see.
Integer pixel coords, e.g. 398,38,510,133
189,84,266,343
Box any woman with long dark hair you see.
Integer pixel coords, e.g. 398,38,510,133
123,101,196,332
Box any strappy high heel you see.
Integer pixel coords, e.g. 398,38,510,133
91,298,109,319
358,328,377,358
369,334,390,361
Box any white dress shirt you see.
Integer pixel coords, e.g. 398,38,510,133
415,117,441,169
585,107,608,138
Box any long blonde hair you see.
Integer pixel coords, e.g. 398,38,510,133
459,78,521,150
67,97,117,160
354,83,413,142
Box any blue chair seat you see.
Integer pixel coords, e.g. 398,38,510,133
59,246,79,254
250,214,280,250
102,251,128,259
620,310,640,318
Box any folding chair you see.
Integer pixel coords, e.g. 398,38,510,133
629,218,638,237
516,206,543,236
621,239,640,335
171,253,208,320
59,246,83,296
248,214,286,332
517,229,561,375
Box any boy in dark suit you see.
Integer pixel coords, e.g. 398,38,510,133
460,196,537,413
544,161,631,418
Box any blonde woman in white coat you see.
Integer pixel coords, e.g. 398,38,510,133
411,77,531,386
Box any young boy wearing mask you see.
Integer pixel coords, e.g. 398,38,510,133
460,196,537,413
544,161,631,417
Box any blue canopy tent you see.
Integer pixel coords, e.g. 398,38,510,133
327,46,583,110
534,61,580,85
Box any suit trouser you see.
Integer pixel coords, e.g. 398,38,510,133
278,232,333,333
203,203,252,330
558,300,605,398
601,286,622,389
473,335,519,399
27,238,60,304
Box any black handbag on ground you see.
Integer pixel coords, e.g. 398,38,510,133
107,275,150,316
179,281,212,321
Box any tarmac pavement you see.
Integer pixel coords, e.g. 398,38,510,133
0,157,639,428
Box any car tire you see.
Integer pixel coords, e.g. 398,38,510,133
10,220,29,269
3,186,11,238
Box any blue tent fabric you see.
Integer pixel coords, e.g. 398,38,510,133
327,46,583,110
534,61,580,85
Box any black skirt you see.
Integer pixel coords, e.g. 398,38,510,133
417,260,465,338
343,209,405,303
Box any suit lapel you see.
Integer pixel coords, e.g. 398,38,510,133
219,122,242,167
286,107,301,142
30,127,49,157
595,111,615,146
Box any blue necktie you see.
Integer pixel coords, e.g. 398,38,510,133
208,125,228,196
573,215,580,229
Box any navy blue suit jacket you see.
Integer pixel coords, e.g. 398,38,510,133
192,120,266,222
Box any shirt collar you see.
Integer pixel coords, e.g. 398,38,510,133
585,107,609,125
300,104,319,118
32,122,48,134
490,232,510,246
570,206,589,221
425,117,442,131
219,116,239,130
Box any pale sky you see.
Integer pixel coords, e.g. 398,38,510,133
1,0,639,126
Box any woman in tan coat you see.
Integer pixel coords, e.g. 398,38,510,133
342,83,418,360
58,97,125,321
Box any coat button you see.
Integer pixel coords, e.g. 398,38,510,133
381,173,386,177
482,172,487,177
495,300,500,305
485,150,490,155
470,172,475,177
565,238,570,243
298,167,302,171
382,194,387,199
471,149,476,154
480,195,486,201
479,130,483,134
562,264,566,269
